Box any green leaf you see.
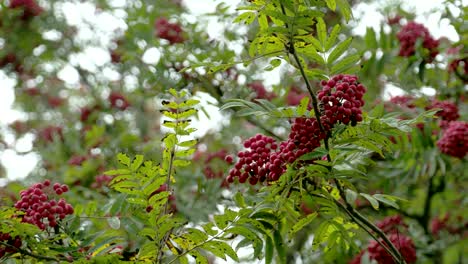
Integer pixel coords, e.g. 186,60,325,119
178,139,198,148
189,250,208,264
131,155,144,171
373,194,400,209
325,0,336,11
258,14,269,30
327,37,353,65
336,0,353,22
104,169,131,176
273,229,286,263
288,212,318,238
107,217,120,229
233,11,256,25
117,153,131,167
265,235,274,264
325,24,341,51
316,17,327,48
365,27,377,49
234,192,246,208
345,189,358,205
360,193,379,210
173,159,191,167
330,54,360,75
265,58,282,71
297,97,309,116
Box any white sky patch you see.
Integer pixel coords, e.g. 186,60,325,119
0,150,39,181
383,83,406,100
142,47,162,65
57,65,80,85
420,86,437,97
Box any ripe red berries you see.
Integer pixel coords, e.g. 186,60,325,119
155,18,184,45
437,121,468,158
109,92,130,110
397,22,439,62
0,233,22,258
318,74,366,127
9,0,43,20
14,180,74,230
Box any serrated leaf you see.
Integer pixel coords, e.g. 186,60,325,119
345,189,358,205
373,194,400,209
273,229,286,263
104,169,131,176
316,17,327,47
327,37,353,65
233,12,256,25
117,153,131,167
178,139,198,147
296,96,309,116
265,235,273,264
360,193,379,210
107,217,120,229
173,159,191,167
234,192,246,208
325,24,341,51
202,222,217,236
336,0,353,21
365,27,377,49
288,212,318,238
189,250,208,264
325,0,336,11
330,54,360,75
258,14,269,30
131,155,144,171
127,197,147,206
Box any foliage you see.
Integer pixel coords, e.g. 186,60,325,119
0,0,466,263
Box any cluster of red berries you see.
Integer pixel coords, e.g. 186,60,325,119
436,121,468,158
247,82,276,101
350,235,417,264
154,18,184,44
396,21,439,62
228,75,367,184
91,174,113,189
0,233,22,258
38,125,63,143
9,0,43,20
109,91,130,110
387,15,402,26
389,95,416,109
226,134,278,184
0,54,23,73
14,180,74,230
68,155,88,166
375,215,408,234
286,86,309,106
318,74,366,127
194,149,232,187
426,100,460,122
430,213,467,237
367,233,417,264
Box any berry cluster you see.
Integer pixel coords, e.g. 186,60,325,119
227,134,278,185
389,95,416,109
430,213,467,237
109,91,130,110
68,155,88,166
437,121,468,158
38,125,63,143
387,15,402,26
396,22,439,62
247,82,276,101
9,0,43,20
228,75,367,185
426,100,460,122
318,74,366,127
375,215,408,234
91,174,113,189
14,180,74,230
367,233,417,264
154,18,184,44
0,233,22,258
286,86,309,106
0,54,23,73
